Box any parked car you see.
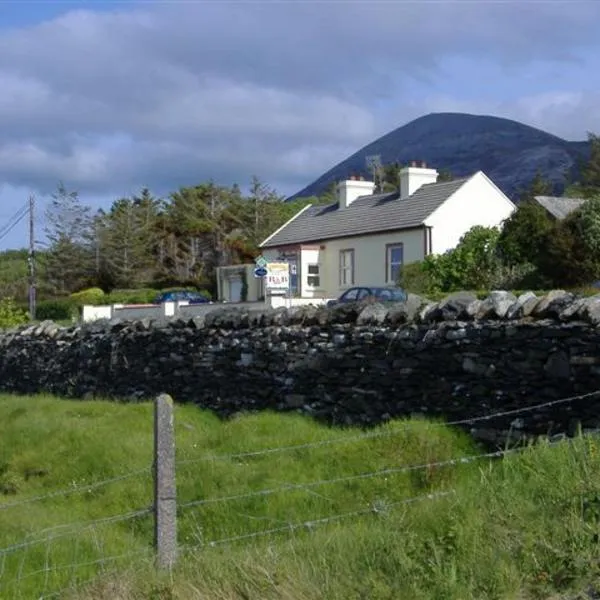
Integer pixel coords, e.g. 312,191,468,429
326,286,408,307
152,290,209,305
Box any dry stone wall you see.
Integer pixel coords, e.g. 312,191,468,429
2,290,600,447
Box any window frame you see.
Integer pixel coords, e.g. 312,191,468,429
385,243,404,284
306,263,321,288
338,249,355,288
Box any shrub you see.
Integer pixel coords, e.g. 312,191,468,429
105,289,158,305
35,299,77,322
0,297,29,328
70,287,106,306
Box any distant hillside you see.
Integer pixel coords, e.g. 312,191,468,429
290,113,591,201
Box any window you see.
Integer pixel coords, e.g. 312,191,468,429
386,243,404,284
339,249,355,287
307,264,320,288
340,288,359,302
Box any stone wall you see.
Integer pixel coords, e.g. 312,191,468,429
2,289,600,447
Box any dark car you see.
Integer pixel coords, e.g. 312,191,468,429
153,290,209,305
326,286,407,307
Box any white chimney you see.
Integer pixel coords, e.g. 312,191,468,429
337,175,376,209
399,160,438,199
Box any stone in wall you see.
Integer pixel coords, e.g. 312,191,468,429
1,290,600,449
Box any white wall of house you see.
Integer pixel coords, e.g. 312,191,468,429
424,171,516,255
283,229,424,298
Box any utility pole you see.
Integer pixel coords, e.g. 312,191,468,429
28,194,36,321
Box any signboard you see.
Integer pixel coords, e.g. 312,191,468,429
253,266,268,278
265,262,290,291
254,255,268,268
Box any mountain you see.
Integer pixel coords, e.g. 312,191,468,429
290,113,591,201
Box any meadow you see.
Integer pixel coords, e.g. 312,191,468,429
1,394,599,599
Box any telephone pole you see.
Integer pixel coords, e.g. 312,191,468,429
28,194,36,321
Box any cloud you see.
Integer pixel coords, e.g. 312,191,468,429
0,0,598,209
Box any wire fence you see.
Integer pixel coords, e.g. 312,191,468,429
0,389,598,599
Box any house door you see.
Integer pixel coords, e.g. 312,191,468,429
229,278,242,302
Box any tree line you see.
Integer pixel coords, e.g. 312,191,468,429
36,177,331,299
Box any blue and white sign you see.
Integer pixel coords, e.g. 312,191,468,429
253,266,268,278
254,255,268,268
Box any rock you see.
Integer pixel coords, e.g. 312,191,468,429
438,291,478,320
577,295,600,326
385,294,424,325
533,290,575,319
487,291,518,319
544,350,571,380
357,302,388,325
506,291,539,320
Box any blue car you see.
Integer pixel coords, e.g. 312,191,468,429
153,290,209,305
327,286,407,307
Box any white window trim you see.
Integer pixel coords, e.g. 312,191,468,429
306,263,321,288
386,243,404,284
339,249,355,288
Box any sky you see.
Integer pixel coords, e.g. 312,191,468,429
0,0,599,250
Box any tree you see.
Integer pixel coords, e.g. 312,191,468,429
519,170,552,201
99,189,162,288
437,168,454,182
496,200,554,268
44,183,94,294
580,133,600,198
421,226,503,292
366,155,385,193
538,195,600,286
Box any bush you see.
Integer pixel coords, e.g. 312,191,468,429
70,287,106,306
0,297,29,328
35,299,77,322
105,288,158,305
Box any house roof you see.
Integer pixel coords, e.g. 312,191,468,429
534,195,586,220
261,176,471,248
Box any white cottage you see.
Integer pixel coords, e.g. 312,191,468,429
258,162,516,300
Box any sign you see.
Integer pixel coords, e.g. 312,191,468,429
253,266,268,278
254,255,268,268
265,262,290,291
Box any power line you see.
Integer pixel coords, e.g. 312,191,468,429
0,204,29,242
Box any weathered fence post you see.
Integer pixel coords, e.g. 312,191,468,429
154,393,177,570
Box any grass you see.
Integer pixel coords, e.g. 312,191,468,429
0,395,599,599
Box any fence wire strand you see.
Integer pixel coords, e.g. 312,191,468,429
177,390,600,466
0,508,151,557
194,490,455,548
0,466,151,512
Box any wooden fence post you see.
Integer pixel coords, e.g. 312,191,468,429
154,393,177,570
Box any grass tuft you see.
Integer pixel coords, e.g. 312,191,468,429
0,395,599,599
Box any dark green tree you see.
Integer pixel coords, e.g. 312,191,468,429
44,183,94,294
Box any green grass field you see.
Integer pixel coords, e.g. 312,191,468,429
1,395,600,600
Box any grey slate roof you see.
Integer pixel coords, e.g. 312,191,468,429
534,195,586,220
261,176,471,248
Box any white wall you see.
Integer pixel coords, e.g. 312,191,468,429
425,171,516,255
309,229,425,298
216,265,263,302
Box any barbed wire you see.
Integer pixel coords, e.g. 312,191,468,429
176,389,600,466
0,508,151,557
3,548,152,591
0,466,151,512
191,490,455,548
178,447,517,511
